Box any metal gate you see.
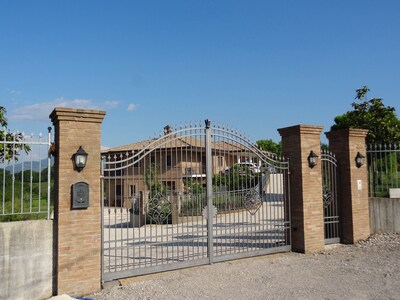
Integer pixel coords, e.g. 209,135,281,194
101,120,291,281
321,149,340,244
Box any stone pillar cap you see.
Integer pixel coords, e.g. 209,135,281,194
326,128,369,139
50,107,106,124
278,124,324,137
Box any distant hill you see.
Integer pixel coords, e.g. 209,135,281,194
5,157,54,173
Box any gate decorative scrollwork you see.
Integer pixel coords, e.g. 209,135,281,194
322,185,334,208
243,189,263,215
146,192,172,224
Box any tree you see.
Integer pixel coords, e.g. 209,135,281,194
256,139,282,156
213,164,259,191
144,163,171,224
144,163,168,197
0,106,30,162
331,86,400,144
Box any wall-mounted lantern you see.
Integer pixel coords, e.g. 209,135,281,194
355,152,365,168
307,150,318,168
74,146,88,172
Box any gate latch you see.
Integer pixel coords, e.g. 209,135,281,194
202,205,217,219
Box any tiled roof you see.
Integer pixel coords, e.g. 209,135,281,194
102,135,250,154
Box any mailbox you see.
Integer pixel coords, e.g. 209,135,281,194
72,182,89,209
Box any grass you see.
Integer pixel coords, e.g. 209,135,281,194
0,180,54,222
369,171,400,197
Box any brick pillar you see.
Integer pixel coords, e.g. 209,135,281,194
50,108,106,296
326,129,370,243
278,125,325,253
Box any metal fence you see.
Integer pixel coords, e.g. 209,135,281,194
0,128,53,221
367,144,400,197
321,149,340,244
101,121,290,281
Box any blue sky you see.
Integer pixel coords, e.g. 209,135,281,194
1,0,399,148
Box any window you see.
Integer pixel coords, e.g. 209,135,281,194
129,185,135,196
115,162,122,176
116,185,123,196
166,155,172,167
162,181,176,191
218,156,223,167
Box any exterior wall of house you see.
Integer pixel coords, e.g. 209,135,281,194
103,148,240,208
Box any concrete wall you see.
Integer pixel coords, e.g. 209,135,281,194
0,220,53,300
369,198,400,234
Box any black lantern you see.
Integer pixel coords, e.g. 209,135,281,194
355,152,365,168
307,151,318,168
74,146,88,172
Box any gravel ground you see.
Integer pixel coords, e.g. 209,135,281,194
88,233,400,300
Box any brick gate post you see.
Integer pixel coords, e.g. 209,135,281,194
326,129,370,243
278,125,325,253
50,108,106,296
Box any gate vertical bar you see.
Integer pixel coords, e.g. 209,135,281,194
100,157,104,283
205,119,214,263
47,127,52,220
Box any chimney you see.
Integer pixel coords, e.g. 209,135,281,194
164,125,172,135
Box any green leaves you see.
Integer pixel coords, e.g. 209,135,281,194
0,106,8,127
331,86,400,144
0,106,31,162
256,139,282,156
213,164,259,191
0,131,31,162
355,86,370,100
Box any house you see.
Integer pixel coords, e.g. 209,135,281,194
101,125,261,209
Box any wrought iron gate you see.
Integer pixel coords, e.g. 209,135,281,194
101,120,291,281
321,150,340,244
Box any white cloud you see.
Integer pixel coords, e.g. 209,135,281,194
104,100,119,108
7,89,22,95
10,98,119,121
127,103,138,111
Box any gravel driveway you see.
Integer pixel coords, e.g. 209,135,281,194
89,233,400,300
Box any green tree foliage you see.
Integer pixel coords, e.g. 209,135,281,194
183,180,204,194
0,106,30,162
41,166,55,181
331,86,400,144
213,164,259,191
144,163,168,197
256,139,282,156
0,168,53,222
144,163,171,224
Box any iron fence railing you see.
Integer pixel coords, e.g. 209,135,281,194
0,128,53,221
367,144,400,198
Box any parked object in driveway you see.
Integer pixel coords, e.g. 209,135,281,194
225,162,261,175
